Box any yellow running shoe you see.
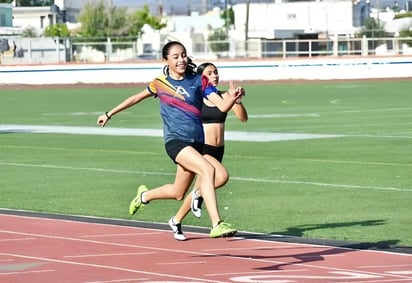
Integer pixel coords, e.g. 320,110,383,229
210,221,237,238
129,185,149,215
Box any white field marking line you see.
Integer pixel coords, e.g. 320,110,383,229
1,161,410,192
0,162,174,176
0,125,164,138
4,124,412,140
0,124,342,142
322,84,374,88
282,123,412,133
1,144,410,167
246,113,320,118
0,269,54,276
349,133,412,139
293,158,412,168
0,237,37,242
65,252,156,258
231,176,411,192
0,253,224,283
0,144,162,156
244,108,412,119
80,232,162,238
42,111,109,116
341,107,412,113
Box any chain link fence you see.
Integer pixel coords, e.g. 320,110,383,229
1,36,412,64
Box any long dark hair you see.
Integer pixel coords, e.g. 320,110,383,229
196,62,216,76
161,41,197,76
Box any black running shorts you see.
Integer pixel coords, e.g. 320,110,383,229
203,144,225,162
165,140,204,164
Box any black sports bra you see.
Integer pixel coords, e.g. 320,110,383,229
201,101,227,124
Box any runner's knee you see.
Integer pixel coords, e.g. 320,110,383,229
215,169,228,188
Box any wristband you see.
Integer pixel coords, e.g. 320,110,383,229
105,112,111,119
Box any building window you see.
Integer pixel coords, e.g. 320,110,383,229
40,15,45,28
0,13,6,26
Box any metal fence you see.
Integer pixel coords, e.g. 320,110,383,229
1,36,412,64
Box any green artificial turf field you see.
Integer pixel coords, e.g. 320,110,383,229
1,80,411,246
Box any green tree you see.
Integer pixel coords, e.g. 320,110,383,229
77,0,111,38
355,18,389,51
128,5,166,37
356,18,388,38
221,6,234,31
394,12,412,19
77,1,165,38
208,28,229,56
43,23,71,37
105,5,129,36
21,26,37,37
399,28,412,47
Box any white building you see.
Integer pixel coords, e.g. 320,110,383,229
232,1,361,40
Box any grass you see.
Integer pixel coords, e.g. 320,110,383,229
0,80,411,247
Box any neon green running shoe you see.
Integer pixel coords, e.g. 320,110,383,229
129,185,149,215
210,221,237,238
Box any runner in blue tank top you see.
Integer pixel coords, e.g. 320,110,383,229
97,41,242,238
169,62,248,240
148,72,205,144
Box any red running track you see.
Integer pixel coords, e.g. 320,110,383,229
0,213,411,283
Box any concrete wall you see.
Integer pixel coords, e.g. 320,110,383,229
0,57,411,85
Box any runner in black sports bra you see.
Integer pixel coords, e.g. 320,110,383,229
201,92,228,125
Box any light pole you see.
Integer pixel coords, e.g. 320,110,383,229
245,0,250,56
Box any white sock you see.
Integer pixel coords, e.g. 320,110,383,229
141,192,147,204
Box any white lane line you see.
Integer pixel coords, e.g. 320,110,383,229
0,253,225,283
155,261,207,265
358,264,412,269
65,252,156,258
1,162,410,192
0,269,54,276
0,237,37,242
80,232,162,238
